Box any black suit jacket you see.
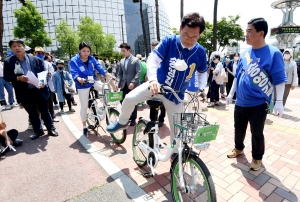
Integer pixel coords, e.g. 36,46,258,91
3,55,49,102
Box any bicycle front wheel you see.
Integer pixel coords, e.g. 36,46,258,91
171,155,216,202
106,108,127,144
132,119,153,167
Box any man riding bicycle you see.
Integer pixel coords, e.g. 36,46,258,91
107,12,208,144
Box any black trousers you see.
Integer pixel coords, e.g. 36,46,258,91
48,91,55,119
0,129,18,146
120,83,137,122
234,103,267,160
150,104,166,122
226,76,236,99
59,93,72,110
21,88,55,133
298,70,300,85
209,80,220,102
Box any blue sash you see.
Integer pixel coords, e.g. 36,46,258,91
241,48,274,113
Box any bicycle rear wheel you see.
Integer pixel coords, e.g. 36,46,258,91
171,155,216,202
106,108,127,144
132,119,153,167
86,106,99,130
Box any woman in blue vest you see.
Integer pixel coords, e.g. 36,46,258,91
69,42,109,136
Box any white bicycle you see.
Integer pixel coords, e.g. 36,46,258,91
132,85,219,202
85,77,127,144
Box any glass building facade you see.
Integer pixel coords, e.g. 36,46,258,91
2,0,170,55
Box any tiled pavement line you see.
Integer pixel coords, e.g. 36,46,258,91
60,112,155,202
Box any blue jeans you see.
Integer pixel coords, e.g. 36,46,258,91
0,77,14,105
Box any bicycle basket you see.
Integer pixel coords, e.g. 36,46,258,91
173,113,219,144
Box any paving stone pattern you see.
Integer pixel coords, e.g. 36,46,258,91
62,87,300,201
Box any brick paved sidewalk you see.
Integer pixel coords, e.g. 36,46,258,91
67,86,300,202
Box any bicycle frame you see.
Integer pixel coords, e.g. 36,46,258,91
87,76,117,128
136,86,204,189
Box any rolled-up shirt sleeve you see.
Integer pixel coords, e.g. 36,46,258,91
146,52,162,82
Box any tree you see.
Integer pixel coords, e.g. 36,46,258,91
51,47,66,59
0,0,26,58
139,0,149,56
198,15,244,58
103,34,116,51
77,16,105,53
169,27,179,35
155,0,160,41
55,19,78,59
198,21,214,58
216,16,244,52
13,0,52,48
213,0,218,51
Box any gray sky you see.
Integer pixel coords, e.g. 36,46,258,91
161,0,300,52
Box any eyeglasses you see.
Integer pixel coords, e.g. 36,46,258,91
36,52,44,54
182,32,199,41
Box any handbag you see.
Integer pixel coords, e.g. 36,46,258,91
215,67,226,82
64,80,75,94
223,72,228,83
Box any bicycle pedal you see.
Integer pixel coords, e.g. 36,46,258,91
142,172,153,178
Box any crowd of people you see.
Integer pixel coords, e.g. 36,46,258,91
0,13,299,172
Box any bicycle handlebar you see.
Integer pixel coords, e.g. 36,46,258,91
84,75,116,85
156,85,205,104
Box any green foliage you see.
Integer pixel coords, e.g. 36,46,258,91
51,47,67,59
216,15,244,52
13,0,52,48
198,22,214,58
55,19,78,59
103,34,117,51
98,50,123,62
198,15,244,58
77,16,105,53
294,50,300,59
168,27,179,35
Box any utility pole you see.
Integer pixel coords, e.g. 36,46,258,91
119,14,124,43
180,0,184,21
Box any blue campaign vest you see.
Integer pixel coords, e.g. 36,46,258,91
240,48,274,112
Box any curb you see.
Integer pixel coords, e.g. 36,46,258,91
61,113,155,202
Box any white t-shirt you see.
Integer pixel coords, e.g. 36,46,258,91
233,61,238,75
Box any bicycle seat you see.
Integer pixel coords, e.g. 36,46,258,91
147,99,163,108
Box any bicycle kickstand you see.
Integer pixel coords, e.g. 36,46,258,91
96,125,106,136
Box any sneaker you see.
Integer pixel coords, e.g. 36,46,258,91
53,118,59,122
72,101,77,106
60,109,65,114
250,159,262,171
10,103,19,107
69,108,75,112
227,148,244,158
27,124,33,130
5,105,12,110
83,128,89,136
106,121,128,133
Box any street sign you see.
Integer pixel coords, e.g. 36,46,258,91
270,27,300,36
